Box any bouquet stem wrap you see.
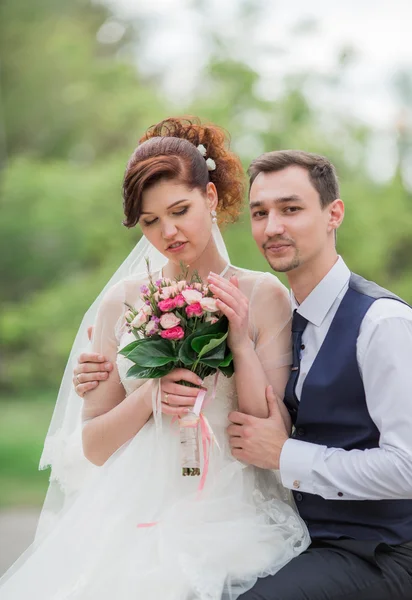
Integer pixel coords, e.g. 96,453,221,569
179,412,201,476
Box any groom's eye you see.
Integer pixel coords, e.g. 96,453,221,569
252,211,267,219
284,206,301,214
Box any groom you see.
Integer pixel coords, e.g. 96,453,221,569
233,150,412,599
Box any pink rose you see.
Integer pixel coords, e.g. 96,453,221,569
186,302,203,318
182,289,203,304
175,293,186,308
200,297,219,312
160,326,185,340
160,313,181,329
158,297,177,312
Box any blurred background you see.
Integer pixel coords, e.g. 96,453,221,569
1,0,412,573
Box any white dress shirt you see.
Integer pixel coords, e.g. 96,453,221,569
279,257,412,500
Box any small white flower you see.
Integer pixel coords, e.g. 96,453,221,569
197,144,207,157
131,310,149,328
182,289,203,304
206,158,216,171
141,304,152,316
200,297,219,313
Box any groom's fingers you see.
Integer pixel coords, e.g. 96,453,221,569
228,410,251,425
227,423,243,437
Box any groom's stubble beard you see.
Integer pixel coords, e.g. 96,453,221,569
262,237,301,273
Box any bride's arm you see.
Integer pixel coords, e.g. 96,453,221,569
208,273,292,420
81,283,202,466
80,282,154,465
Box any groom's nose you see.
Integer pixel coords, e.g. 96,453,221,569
264,211,285,237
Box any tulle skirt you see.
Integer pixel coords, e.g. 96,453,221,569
0,416,310,600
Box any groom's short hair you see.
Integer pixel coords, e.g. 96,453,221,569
248,150,340,208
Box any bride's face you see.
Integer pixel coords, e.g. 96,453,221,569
139,179,218,265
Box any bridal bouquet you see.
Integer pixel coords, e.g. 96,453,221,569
119,262,233,478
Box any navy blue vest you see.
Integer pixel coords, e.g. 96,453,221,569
289,272,412,545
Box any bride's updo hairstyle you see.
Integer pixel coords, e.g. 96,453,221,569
122,116,245,227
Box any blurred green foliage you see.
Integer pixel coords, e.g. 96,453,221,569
0,0,412,504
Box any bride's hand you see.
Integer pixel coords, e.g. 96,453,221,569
159,368,204,417
207,273,251,354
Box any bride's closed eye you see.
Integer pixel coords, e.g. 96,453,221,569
143,207,189,227
173,207,189,217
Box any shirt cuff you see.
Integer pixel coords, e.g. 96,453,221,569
279,438,325,493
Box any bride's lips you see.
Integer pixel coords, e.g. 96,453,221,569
166,241,187,253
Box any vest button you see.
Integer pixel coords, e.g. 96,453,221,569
300,344,305,350
295,493,303,502
297,427,306,436
337,492,343,497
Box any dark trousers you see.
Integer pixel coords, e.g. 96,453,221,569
239,540,412,600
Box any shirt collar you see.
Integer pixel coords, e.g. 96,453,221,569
291,256,350,327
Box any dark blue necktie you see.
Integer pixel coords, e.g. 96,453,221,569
284,310,308,422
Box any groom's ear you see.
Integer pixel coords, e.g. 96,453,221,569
327,199,344,233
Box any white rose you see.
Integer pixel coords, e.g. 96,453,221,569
182,289,203,304
131,310,149,328
141,304,152,316
161,285,177,299
145,320,159,335
160,313,181,329
200,297,219,313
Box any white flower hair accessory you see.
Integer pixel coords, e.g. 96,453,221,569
197,144,207,157
205,158,216,171
196,144,216,171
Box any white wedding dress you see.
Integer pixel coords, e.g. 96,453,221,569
0,267,310,600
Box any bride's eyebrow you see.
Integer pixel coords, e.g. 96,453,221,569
140,199,190,215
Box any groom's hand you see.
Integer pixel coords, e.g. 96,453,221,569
227,386,289,470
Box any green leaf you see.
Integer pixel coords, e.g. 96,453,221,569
191,331,228,358
178,317,229,365
125,338,177,367
126,363,175,379
118,339,145,357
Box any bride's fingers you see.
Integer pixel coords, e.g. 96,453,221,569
166,368,203,386
161,403,192,416
163,394,196,407
162,383,202,397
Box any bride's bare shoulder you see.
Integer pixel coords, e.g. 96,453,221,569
228,266,289,299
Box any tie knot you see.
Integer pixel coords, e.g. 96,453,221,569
292,310,308,333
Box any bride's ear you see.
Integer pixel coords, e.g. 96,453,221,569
206,182,218,212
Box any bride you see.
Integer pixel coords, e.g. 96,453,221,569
0,117,310,599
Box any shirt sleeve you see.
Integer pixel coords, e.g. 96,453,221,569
280,299,412,500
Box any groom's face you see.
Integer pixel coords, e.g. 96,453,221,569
249,166,333,273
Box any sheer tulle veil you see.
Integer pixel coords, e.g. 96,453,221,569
35,222,230,542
